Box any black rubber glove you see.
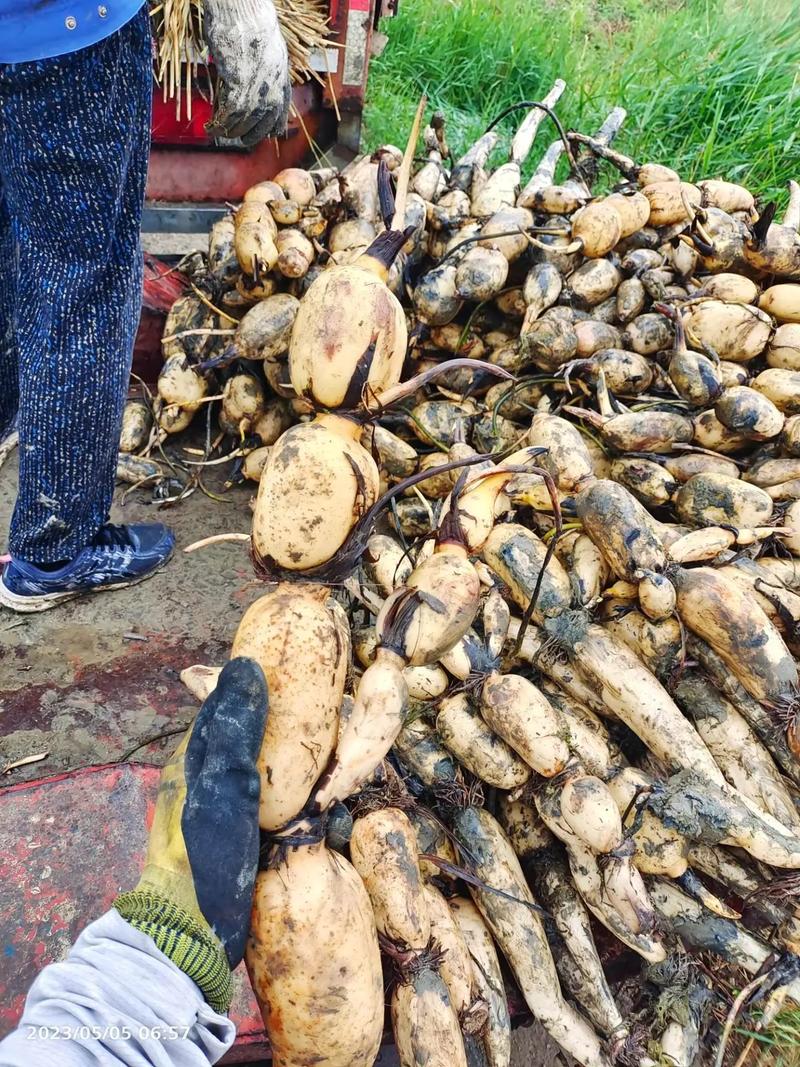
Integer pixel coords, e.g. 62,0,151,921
115,657,268,1012
204,0,292,146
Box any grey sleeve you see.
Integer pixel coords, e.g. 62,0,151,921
0,910,236,1067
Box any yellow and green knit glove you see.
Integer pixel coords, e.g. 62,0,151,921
115,657,268,1013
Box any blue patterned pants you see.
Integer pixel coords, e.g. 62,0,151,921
0,8,151,563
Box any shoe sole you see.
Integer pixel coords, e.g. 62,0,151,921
0,549,174,615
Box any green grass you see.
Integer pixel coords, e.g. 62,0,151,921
736,1011,800,1066
364,0,800,205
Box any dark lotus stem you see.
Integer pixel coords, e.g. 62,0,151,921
419,852,547,915
377,158,396,231
565,130,638,180
251,451,500,586
484,98,585,188
751,201,777,247
364,225,417,271
194,343,238,373
365,357,513,413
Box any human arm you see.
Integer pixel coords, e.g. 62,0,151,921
0,910,234,1067
0,658,268,1067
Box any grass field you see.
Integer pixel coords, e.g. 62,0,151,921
364,0,800,205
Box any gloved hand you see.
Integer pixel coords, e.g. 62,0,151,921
204,0,292,147
115,658,268,1012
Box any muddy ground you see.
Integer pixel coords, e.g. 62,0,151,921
0,442,562,1066
0,442,262,778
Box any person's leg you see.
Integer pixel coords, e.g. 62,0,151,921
0,7,152,564
0,172,20,442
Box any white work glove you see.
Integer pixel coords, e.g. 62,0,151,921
204,0,292,146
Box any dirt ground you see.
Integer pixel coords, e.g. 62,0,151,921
0,441,562,1066
0,441,262,778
